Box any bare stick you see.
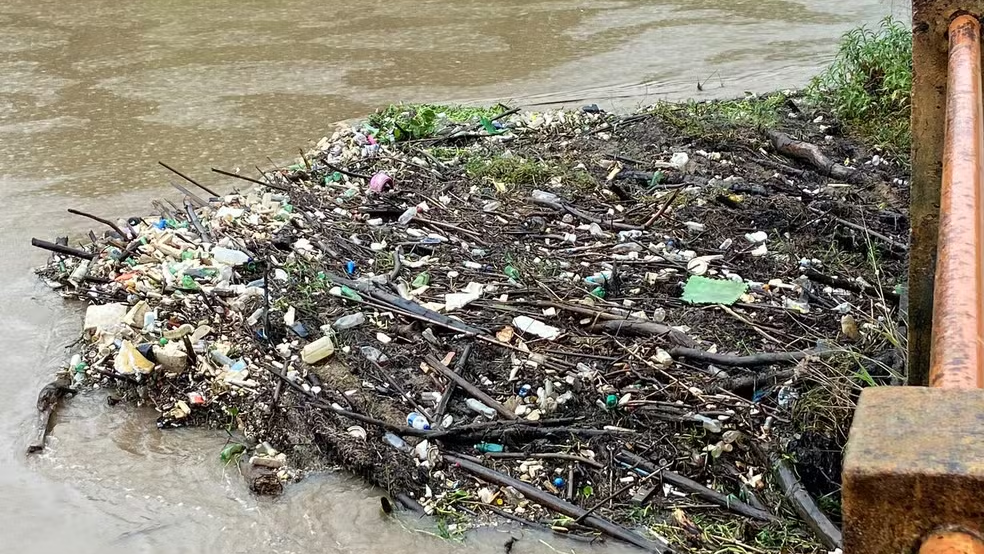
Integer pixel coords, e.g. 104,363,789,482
590,320,697,348
211,167,289,192
807,207,908,251
423,354,517,420
759,445,842,550
31,238,95,260
445,454,672,553
668,346,841,367
67,209,129,239
617,450,778,523
183,198,213,242
159,161,220,197
481,451,604,469
434,343,471,426
170,181,208,207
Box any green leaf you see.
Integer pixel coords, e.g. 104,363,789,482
682,276,748,305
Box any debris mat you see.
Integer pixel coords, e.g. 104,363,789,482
34,98,908,553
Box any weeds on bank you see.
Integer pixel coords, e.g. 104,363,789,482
368,103,506,142
649,512,822,554
465,155,595,191
649,93,788,137
808,16,911,157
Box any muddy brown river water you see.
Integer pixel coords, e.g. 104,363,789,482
1,1,907,552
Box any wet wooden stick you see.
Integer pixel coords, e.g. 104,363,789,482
617,451,778,522
67,209,129,239
183,198,213,242
759,445,842,550
211,167,289,192
170,181,207,207
434,343,471,426
424,354,517,420
667,346,841,367
767,131,857,182
445,454,672,553
27,376,74,454
481,451,604,469
159,161,220,197
31,238,95,260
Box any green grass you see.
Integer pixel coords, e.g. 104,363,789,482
465,155,596,191
367,103,507,142
649,512,823,554
808,16,911,157
649,92,789,137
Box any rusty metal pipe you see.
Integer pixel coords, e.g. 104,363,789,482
921,530,984,554
930,14,984,390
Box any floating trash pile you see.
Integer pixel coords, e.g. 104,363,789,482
35,99,908,552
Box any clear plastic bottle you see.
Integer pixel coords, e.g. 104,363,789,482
397,206,417,225
333,312,366,330
466,398,497,419
383,432,411,452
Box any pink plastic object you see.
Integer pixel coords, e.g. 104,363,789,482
369,172,392,193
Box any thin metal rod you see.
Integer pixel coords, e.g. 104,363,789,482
930,15,984,390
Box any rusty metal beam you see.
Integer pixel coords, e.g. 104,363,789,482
909,0,980,385
930,14,984,389
844,7,984,554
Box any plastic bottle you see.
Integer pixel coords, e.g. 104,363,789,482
532,190,561,203
692,414,722,433
466,398,497,419
360,346,388,363
383,432,411,452
407,412,431,430
397,206,417,225
475,442,505,453
301,336,335,364
211,246,251,266
210,350,235,368
333,312,366,330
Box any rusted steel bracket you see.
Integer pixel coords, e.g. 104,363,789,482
846,7,984,554
844,388,984,553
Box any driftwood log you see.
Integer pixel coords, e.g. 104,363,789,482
767,131,858,182
590,320,698,348
27,376,74,454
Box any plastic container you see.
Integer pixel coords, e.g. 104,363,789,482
466,398,496,419
360,346,388,363
333,312,366,330
397,206,417,225
210,349,235,368
301,336,335,364
407,412,431,430
383,432,411,452
211,246,250,266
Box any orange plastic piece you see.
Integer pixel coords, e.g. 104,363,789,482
929,14,984,390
